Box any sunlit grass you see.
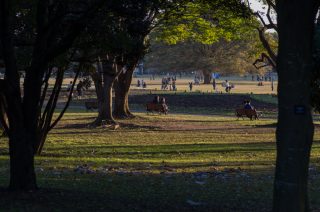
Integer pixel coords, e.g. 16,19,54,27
0,111,319,211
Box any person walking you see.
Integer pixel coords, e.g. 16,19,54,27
212,79,216,90
225,80,231,93
76,81,83,99
189,82,193,91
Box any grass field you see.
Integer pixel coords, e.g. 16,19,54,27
130,76,278,95
57,76,277,97
1,107,320,211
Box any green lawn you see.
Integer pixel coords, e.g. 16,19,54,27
0,111,319,211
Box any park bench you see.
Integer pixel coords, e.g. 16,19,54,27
85,101,98,111
146,102,168,115
235,108,260,120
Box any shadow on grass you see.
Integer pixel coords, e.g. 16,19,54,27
252,123,277,128
59,116,97,121
55,123,90,129
36,142,276,159
120,123,160,130
0,170,274,212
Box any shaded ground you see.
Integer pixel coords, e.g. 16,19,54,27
2,98,320,211
129,93,277,111
64,93,277,112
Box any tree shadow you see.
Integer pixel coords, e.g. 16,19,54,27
0,170,275,212
254,123,277,128
54,123,90,129
120,123,160,130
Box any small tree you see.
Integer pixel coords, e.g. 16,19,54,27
0,0,106,190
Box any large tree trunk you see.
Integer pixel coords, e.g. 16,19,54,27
202,70,211,84
101,74,115,124
0,0,38,190
9,131,37,190
4,72,39,190
91,71,116,125
273,1,319,211
113,67,135,118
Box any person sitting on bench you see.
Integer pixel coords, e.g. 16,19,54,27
244,100,253,110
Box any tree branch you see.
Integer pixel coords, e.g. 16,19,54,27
49,64,81,131
253,52,276,69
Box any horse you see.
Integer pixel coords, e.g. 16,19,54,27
146,103,168,115
235,108,260,120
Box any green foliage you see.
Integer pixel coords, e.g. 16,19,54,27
145,29,263,75
144,1,266,75
154,2,257,45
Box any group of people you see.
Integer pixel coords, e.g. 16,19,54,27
194,76,201,85
66,80,84,99
66,78,92,99
137,79,147,88
252,75,273,82
161,77,177,91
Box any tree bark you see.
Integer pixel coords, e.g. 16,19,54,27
273,1,319,211
203,70,212,84
9,131,37,190
113,67,135,118
91,71,117,125
0,0,38,190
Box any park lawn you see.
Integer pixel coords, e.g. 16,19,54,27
0,112,320,211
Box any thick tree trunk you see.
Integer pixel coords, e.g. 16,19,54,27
9,131,37,190
202,70,211,84
92,72,116,126
273,1,319,211
101,74,115,124
4,71,38,191
0,0,38,190
114,68,135,118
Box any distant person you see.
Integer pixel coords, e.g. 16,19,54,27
137,79,141,87
189,82,193,91
67,81,73,92
143,81,147,88
161,97,166,104
271,77,274,91
161,97,168,112
225,80,231,93
172,80,176,91
76,81,83,99
244,100,253,110
212,79,216,90
153,95,160,104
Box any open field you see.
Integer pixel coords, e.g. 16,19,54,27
131,76,278,95
1,98,320,211
57,76,278,97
